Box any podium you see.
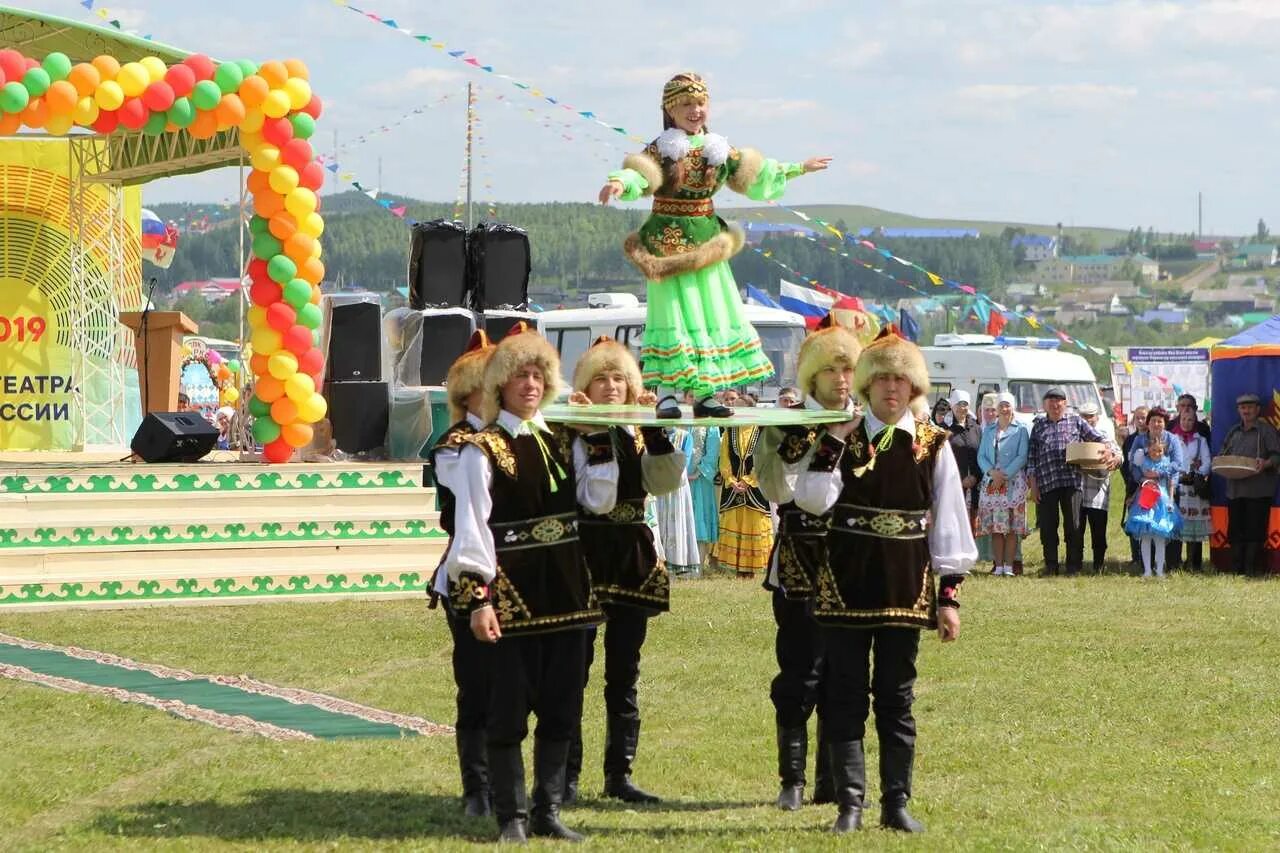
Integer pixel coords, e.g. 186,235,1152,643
118,311,199,416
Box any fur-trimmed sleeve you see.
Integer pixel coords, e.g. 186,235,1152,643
726,147,765,194
621,149,663,196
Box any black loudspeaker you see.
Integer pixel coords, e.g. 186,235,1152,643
326,300,383,382
469,222,530,309
408,219,470,309
327,381,390,453
417,309,479,386
130,411,218,463
483,309,539,342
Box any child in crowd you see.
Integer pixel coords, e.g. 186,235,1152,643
1123,436,1182,577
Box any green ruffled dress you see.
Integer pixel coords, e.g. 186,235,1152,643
610,133,803,397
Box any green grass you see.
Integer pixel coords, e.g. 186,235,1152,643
4,526,1279,851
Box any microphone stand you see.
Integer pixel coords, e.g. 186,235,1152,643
139,276,159,416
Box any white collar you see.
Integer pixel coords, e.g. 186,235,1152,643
497,409,551,438
864,407,917,440
655,128,730,166
465,411,486,430
804,394,855,414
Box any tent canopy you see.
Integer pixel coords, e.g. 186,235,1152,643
0,6,189,65
1213,315,1280,360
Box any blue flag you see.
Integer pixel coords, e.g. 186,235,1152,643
900,307,920,342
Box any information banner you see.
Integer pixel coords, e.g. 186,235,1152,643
1109,347,1211,416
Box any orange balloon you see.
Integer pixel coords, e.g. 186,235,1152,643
22,98,49,129
255,375,285,402
67,63,101,97
284,232,314,262
238,75,269,109
214,92,245,127
253,190,285,218
298,257,325,286
246,168,271,195
188,110,218,139
270,396,298,425
250,353,271,376
91,55,121,79
268,211,298,241
283,58,310,81
44,81,78,115
280,422,313,448
0,112,21,135
257,60,289,89
309,285,323,305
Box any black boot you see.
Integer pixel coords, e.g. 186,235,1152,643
654,394,681,420
488,744,528,844
603,715,660,804
828,740,865,834
528,738,583,842
774,725,806,810
457,728,491,817
812,720,834,805
879,745,924,832
563,725,582,805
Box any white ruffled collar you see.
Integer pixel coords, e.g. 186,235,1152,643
656,128,730,166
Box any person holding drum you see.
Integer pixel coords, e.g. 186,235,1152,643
1218,393,1280,576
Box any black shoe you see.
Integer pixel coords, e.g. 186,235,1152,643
457,728,490,817
1092,561,1104,575
654,395,681,419
829,740,865,834
463,791,491,818
880,802,925,833
497,817,528,844
833,806,863,833
1042,564,1060,577
529,738,584,842
489,744,528,841
774,725,806,811
879,745,923,832
776,783,804,811
604,774,661,804
603,716,660,803
693,397,732,418
562,779,578,806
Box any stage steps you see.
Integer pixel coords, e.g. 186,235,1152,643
0,461,446,610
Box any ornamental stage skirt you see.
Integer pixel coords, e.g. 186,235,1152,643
641,260,775,396
714,504,774,576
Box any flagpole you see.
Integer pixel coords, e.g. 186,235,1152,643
465,82,474,231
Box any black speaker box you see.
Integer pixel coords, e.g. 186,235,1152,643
131,411,219,463
468,222,530,309
482,309,539,343
408,219,470,309
416,310,479,386
326,300,383,382
327,380,390,453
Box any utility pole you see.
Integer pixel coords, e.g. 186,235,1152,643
465,81,475,231
1197,191,1202,239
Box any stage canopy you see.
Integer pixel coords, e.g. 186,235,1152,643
1214,315,1280,356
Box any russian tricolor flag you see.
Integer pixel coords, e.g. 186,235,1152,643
779,280,835,328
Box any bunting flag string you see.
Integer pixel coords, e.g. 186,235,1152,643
325,92,455,158
76,0,153,39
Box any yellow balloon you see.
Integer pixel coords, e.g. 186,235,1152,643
95,80,125,110
220,386,240,405
283,78,312,111
249,144,280,173
296,391,328,423
299,211,324,239
284,187,317,219
246,306,267,327
45,114,74,135
251,326,282,356
267,350,299,380
268,165,299,195
309,239,322,260
284,371,315,402
262,89,291,119
239,129,263,150
241,107,265,133
117,62,149,97
72,96,99,125
139,56,167,83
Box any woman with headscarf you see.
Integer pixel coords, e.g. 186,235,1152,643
977,392,1030,576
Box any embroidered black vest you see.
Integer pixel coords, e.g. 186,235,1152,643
578,427,669,613
814,418,948,629
465,424,604,635
719,425,769,513
765,415,829,600
426,419,477,611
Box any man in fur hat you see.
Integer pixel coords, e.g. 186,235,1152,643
442,326,619,844
563,337,686,804
795,326,976,834
756,323,862,811
428,330,497,818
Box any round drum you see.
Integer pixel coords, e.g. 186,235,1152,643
1067,441,1108,470
1213,455,1259,480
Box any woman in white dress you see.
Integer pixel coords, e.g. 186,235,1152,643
654,427,702,577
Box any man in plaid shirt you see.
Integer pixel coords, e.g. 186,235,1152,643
1026,387,1119,576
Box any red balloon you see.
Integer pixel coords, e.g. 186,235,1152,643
91,110,120,134
22,57,37,71
280,139,313,171
117,98,150,130
0,49,24,82
164,64,196,97
249,279,281,307
263,437,293,463
310,372,325,390
141,81,175,112
247,257,269,282
298,346,324,376
183,54,216,81
282,324,312,356
300,94,322,119
262,117,293,147
266,302,296,332
297,161,324,192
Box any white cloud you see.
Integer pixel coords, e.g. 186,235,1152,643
845,159,881,178
827,41,886,71
363,67,466,101
716,98,820,121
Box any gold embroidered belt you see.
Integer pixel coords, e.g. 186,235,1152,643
652,196,715,217
492,511,579,552
580,498,647,526
831,504,929,540
779,510,830,537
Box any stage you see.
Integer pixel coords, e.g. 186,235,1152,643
0,453,445,611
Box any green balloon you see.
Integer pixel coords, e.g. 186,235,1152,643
167,97,195,128
0,82,29,113
296,302,322,330
213,62,244,95
248,215,269,235
248,395,271,417
191,79,222,111
22,67,50,97
252,232,283,260
282,277,311,308
289,113,315,140
252,416,281,444
41,52,72,81
142,111,167,136
268,255,298,285
236,59,258,77
227,359,242,374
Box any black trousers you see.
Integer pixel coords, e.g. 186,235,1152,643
770,589,824,730
821,626,919,748
448,611,493,732
583,604,649,720
486,627,589,748
1229,497,1272,574
1038,485,1083,572
1078,507,1109,569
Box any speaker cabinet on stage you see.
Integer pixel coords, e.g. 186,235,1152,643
130,411,219,463
408,219,470,309
468,222,530,309
326,381,390,454
325,299,383,382
483,309,539,343
414,308,479,386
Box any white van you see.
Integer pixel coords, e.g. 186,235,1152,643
535,293,807,401
921,333,1114,436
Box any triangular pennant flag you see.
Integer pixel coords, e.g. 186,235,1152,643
391,205,407,218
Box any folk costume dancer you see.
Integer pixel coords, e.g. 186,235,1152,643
795,327,977,834
714,423,773,577
757,323,862,811
598,71,831,419
564,338,686,804
443,327,619,844
428,331,497,818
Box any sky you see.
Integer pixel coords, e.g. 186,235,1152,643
20,0,1280,235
